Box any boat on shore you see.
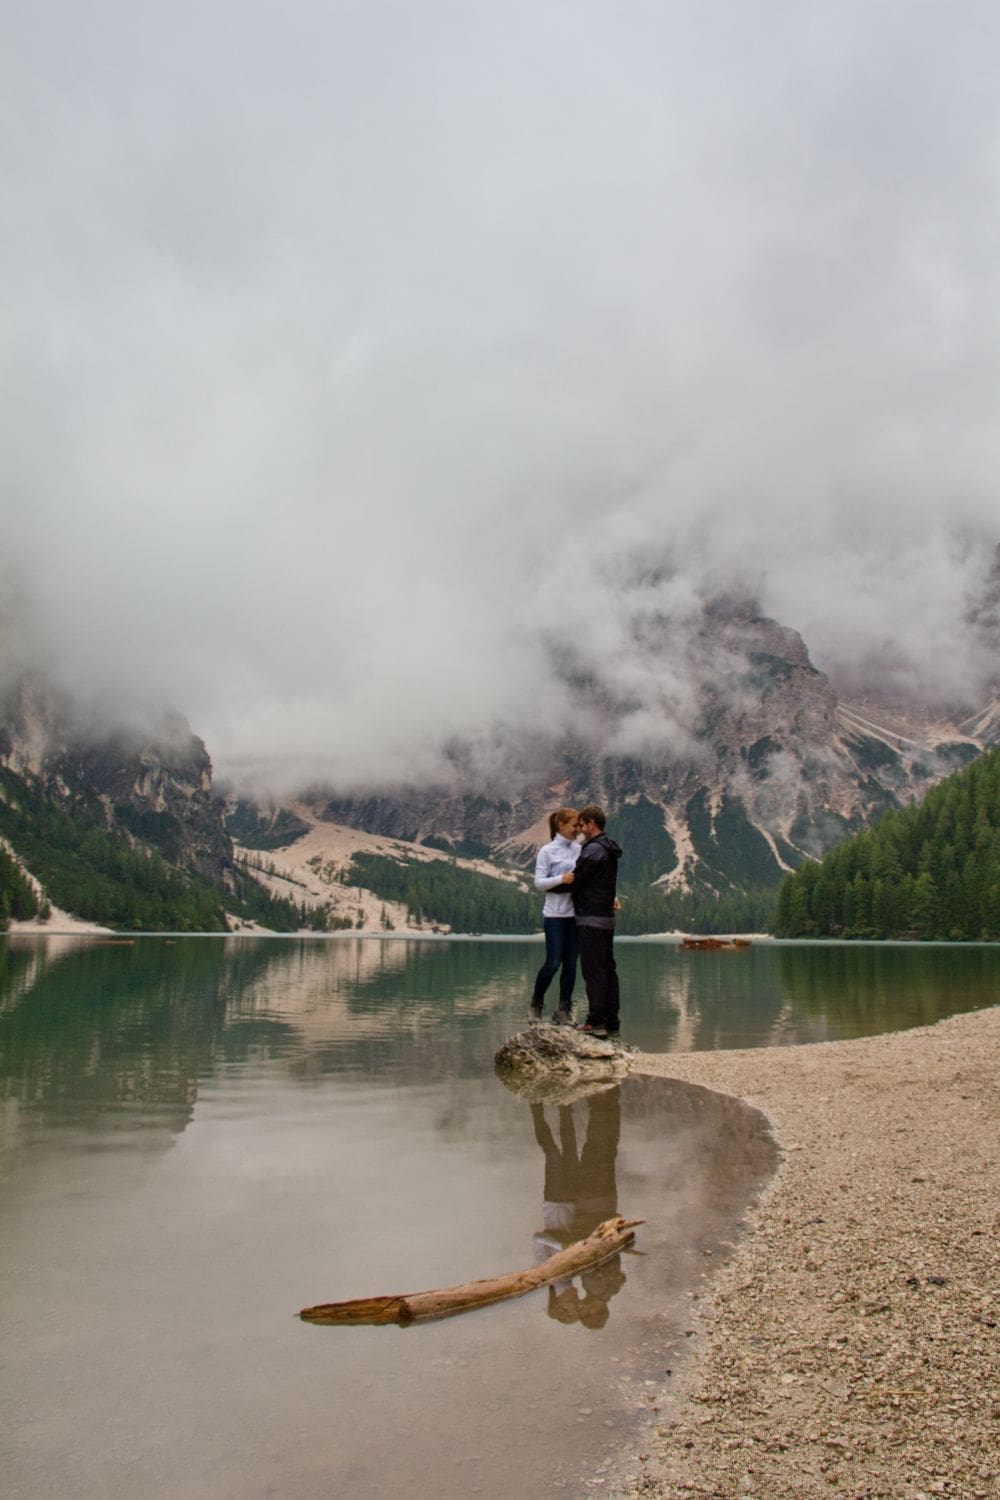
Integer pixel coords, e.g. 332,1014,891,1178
679,936,753,951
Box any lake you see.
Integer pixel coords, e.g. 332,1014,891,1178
1,935,997,1498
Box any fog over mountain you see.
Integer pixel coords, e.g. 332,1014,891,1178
3,2,999,793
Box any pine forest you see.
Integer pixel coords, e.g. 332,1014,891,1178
773,749,1000,941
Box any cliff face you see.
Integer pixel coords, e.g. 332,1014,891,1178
961,543,1000,747
0,677,234,887
305,598,986,894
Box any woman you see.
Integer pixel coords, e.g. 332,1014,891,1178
530,807,581,1023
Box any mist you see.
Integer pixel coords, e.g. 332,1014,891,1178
3,2,999,791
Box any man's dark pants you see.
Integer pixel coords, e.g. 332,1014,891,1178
578,925,619,1032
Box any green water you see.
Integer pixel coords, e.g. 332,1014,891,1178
0,935,995,1499
3,935,995,1092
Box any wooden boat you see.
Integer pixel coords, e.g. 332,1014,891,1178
679,936,752,951
298,1214,642,1327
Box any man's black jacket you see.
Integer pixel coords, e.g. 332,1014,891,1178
570,832,622,921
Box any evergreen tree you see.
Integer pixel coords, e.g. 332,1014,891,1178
773,748,999,939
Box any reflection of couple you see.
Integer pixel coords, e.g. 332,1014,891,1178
531,1088,626,1329
530,805,623,1039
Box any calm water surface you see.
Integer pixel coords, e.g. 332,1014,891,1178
1,935,996,1498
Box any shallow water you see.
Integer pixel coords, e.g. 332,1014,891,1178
1,935,996,1497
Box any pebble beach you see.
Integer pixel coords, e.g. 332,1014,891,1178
614,1003,1000,1500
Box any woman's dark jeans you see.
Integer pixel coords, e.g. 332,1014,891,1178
532,916,580,1008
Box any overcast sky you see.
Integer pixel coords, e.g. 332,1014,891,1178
3,1,999,789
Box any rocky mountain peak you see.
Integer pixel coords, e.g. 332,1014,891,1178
0,674,232,885
280,593,988,897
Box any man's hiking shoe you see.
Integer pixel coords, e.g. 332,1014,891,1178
552,1009,574,1026
576,1022,608,1039
529,1002,543,1025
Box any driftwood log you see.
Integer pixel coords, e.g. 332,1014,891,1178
299,1214,643,1327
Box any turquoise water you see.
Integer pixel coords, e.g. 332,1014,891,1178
0,935,995,1498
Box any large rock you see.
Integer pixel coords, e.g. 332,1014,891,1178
494,1023,632,1102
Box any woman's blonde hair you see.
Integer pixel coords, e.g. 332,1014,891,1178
548,807,579,838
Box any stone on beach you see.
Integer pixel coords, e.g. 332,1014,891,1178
494,1022,632,1102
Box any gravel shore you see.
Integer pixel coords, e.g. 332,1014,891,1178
614,1004,1000,1500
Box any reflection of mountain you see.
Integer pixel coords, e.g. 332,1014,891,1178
0,937,280,1143
0,939,51,1013
236,938,537,1083
776,944,1000,1038
0,939,544,1139
627,942,1000,1052
6,937,990,1158
619,944,789,1051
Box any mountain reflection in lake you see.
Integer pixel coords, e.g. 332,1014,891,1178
1,934,996,1498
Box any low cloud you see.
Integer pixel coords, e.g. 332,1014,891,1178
3,2,999,791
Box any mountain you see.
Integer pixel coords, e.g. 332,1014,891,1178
961,542,1000,747
248,597,989,900
0,671,537,934
0,677,301,932
961,697,1000,744
0,676,230,883
3,572,996,933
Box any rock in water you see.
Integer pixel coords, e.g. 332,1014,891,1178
494,1023,632,1101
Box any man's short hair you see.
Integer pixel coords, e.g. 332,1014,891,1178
579,804,607,830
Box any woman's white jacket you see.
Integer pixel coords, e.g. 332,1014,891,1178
534,833,581,918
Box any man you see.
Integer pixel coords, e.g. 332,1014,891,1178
569,805,622,1038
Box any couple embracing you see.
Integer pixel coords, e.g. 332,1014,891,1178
530,805,622,1039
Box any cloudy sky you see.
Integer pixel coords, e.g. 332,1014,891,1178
3,1,999,788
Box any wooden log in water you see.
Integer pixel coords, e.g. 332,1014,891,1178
298,1214,643,1327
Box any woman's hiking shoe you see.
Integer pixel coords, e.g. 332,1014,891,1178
552,1009,575,1026
529,1001,543,1024
576,1021,608,1038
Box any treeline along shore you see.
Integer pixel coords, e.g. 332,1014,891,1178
773,749,1000,942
